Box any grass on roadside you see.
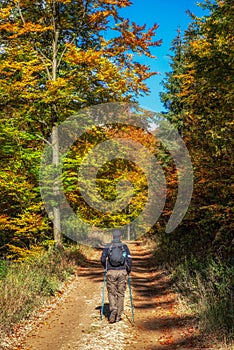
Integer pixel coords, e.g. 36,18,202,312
171,257,234,346
150,231,234,347
0,244,91,336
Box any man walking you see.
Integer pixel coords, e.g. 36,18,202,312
101,229,132,323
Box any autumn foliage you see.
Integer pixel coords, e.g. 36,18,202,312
0,0,233,343
0,0,161,257
159,0,233,261
158,1,233,340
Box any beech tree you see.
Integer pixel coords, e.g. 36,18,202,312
62,123,158,233
0,0,161,249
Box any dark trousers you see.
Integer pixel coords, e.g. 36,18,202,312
106,269,127,317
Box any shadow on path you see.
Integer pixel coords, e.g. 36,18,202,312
76,241,209,349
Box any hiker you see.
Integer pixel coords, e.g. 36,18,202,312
101,229,132,323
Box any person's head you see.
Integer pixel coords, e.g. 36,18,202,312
112,229,122,241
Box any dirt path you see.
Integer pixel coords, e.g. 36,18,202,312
9,241,214,350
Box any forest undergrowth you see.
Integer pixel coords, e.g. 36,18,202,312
152,236,234,348
0,244,91,339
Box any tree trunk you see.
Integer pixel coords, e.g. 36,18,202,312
127,224,131,240
51,22,63,248
51,125,63,248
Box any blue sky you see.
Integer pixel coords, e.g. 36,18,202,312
119,0,206,113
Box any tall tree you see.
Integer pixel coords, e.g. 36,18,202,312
158,0,234,259
0,0,161,249
182,0,234,256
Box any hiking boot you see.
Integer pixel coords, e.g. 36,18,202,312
115,313,122,322
109,310,117,323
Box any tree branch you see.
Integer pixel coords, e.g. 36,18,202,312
35,45,52,80
36,134,52,147
57,36,75,70
16,1,25,25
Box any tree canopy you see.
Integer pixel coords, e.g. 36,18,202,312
159,0,233,260
0,0,161,256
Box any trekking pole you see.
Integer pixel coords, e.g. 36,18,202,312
100,260,107,320
127,274,134,324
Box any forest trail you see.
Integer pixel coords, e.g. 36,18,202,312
13,241,214,350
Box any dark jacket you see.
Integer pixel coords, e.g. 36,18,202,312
101,238,132,273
